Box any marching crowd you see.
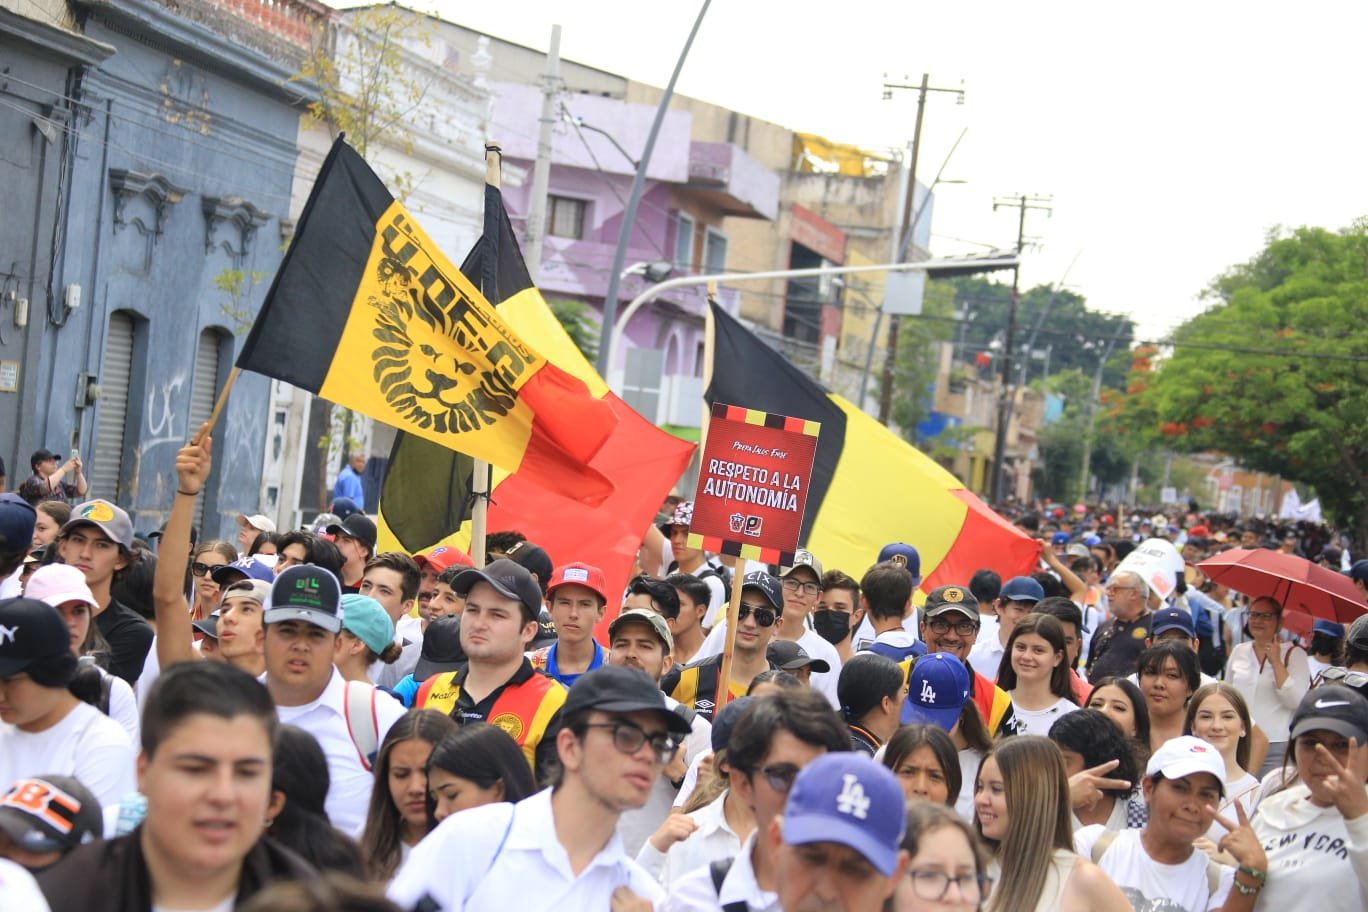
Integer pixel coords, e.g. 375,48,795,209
0,435,1364,912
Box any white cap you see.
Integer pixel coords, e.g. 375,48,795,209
1147,735,1226,794
25,564,99,612
236,513,277,534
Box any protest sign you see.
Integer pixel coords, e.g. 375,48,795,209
1114,536,1185,600
688,403,820,564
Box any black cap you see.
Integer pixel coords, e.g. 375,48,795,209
192,612,219,640
29,448,59,470
530,608,558,649
0,775,103,853
327,513,377,552
710,695,754,752
741,570,783,614
1289,684,1368,744
413,615,466,683
452,559,544,622
505,541,554,593
0,598,77,684
563,665,692,735
264,564,343,633
767,639,831,673
923,585,980,620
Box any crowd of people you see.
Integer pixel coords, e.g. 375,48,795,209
0,437,1365,912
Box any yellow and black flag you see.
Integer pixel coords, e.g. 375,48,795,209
237,137,617,499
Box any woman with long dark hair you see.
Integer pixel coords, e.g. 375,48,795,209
425,723,536,825
266,725,364,873
359,709,458,880
997,614,1079,737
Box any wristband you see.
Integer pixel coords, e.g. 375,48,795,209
176,489,199,497
1237,865,1266,881
1233,880,1262,896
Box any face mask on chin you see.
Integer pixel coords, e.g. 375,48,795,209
812,609,851,645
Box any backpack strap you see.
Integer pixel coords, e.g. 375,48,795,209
343,681,380,771
1089,829,1119,864
1206,859,1221,898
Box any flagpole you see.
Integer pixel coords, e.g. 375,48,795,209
471,144,503,568
702,283,742,715
190,366,241,446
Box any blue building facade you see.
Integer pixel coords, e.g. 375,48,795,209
32,0,321,538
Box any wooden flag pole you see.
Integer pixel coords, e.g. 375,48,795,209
190,366,241,446
470,143,503,568
713,566,745,716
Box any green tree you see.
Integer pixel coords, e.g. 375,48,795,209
890,280,956,438
547,299,599,363
1109,222,1368,543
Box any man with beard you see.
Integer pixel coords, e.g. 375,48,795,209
918,584,1016,736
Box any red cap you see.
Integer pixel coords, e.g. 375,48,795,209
1188,525,1210,538
415,546,474,574
546,562,609,603
1101,514,1115,526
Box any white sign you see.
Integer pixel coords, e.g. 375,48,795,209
1113,537,1185,600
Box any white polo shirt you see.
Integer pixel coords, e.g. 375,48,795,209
661,832,779,912
618,695,713,857
636,790,744,888
273,668,406,834
388,787,665,912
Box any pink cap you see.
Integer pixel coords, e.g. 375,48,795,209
25,563,99,612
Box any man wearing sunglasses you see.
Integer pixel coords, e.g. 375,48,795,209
391,665,691,911
918,584,1017,737
672,572,784,722
662,688,849,912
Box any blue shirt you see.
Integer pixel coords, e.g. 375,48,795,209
545,640,605,688
333,465,364,506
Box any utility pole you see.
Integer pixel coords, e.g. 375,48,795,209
1077,318,1129,501
523,25,561,283
989,193,1051,504
877,74,964,424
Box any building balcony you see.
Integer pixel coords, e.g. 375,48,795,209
686,141,779,221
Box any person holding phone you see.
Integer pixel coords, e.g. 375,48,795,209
17,448,87,506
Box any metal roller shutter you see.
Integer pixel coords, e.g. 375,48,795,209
188,330,222,532
91,312,134,501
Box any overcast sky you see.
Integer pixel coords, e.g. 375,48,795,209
404,0,1368,340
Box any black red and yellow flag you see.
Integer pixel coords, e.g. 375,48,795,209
237,137,616,500
376,186,695,625
707,302,1040,589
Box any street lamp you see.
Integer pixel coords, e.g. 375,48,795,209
600,261,675,379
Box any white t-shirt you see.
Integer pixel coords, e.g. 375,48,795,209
1205,770,1259,843
97,665,140,747
273,669,406,834
955,748,982,823
1251,783,1368,912
0,700,136,807
967,634,1005,682
1005,696,1079,737
695,621,842,709
1074,825,1232,912
0,858,49,912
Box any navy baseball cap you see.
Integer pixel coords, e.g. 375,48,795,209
1151,607,1196,638
710,696,754,753
780,753,907,876
741,571,783,614
210,556,275,586
999,576,1045,603
0,494,36,556
878,542,921,579
1051,532,1071,545
901,652,970,728
1348,560,1368,584
1313,619,1346,639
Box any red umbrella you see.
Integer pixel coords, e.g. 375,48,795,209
1196,548,1368,624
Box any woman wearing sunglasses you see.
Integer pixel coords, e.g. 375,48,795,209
188,540,236,624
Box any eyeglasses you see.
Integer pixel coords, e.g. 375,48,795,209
1248,611,1279,621
907,869,993,902
928,617,979,636
190,562,215,578
738,602,778,628
1319,666,1368,688
752,762,801,794
1105,585,1137,595
782,579,820,596
582,722,679,764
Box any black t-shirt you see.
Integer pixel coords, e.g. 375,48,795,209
95,598,154,684
1087,613,1152,681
